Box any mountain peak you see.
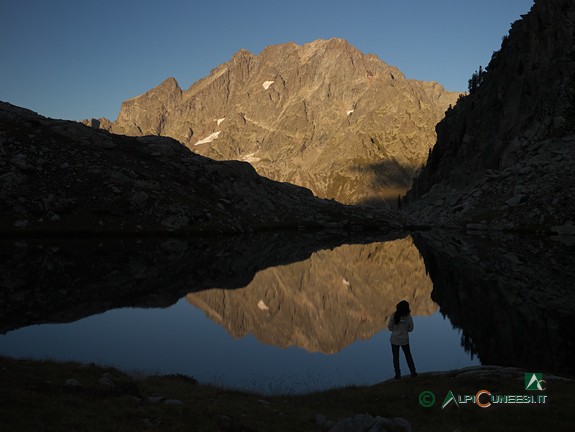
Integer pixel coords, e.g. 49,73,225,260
304,37,350,47
107,39,459,205
300,38,353,55
255,38,357,59
122,77,181,104
156,77,181,92
231,48,254,62
162,76,179,86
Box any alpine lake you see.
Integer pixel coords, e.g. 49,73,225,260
1,230,573,395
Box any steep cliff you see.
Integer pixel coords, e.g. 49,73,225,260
104,39,459,205
408,0,575,232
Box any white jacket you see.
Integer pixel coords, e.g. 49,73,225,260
388,314,414,346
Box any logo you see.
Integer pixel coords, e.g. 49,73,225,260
422,373,549,410
418,391,436,408
525,373,546,391
438,387,548,410
441,390,460,409
476,390,492,408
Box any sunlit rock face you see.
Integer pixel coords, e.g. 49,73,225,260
408,0,575,231
187,237,436,353
105,39,459,205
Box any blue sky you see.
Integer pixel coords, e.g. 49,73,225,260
1,0,534,121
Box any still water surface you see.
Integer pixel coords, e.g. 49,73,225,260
0,298,476,394
8,230,574,393
0,236,481,394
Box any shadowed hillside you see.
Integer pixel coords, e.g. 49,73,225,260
407,0,575,233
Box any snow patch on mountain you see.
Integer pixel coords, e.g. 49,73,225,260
194,131,221,146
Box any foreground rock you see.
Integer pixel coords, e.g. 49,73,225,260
86,38,459,205
407,0,575,232
0,101,405,235
323,413,412,432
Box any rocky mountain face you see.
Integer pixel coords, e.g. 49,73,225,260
0,101,405,235
187,237,436,353
407,0,575,233
92,39,459,205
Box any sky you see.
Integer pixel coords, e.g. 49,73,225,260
1,0,534,121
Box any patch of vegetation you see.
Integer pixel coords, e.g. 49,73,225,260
468,66,487,94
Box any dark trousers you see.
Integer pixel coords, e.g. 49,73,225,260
392,343,416,376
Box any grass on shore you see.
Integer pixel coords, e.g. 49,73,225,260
1,356,573,432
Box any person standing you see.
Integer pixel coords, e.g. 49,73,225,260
388,300,417,379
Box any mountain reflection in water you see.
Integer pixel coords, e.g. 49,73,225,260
0,230,573,394
187,238,436,354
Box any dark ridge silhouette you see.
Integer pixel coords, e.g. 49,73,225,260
405,0,575,232
409,0,575,201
